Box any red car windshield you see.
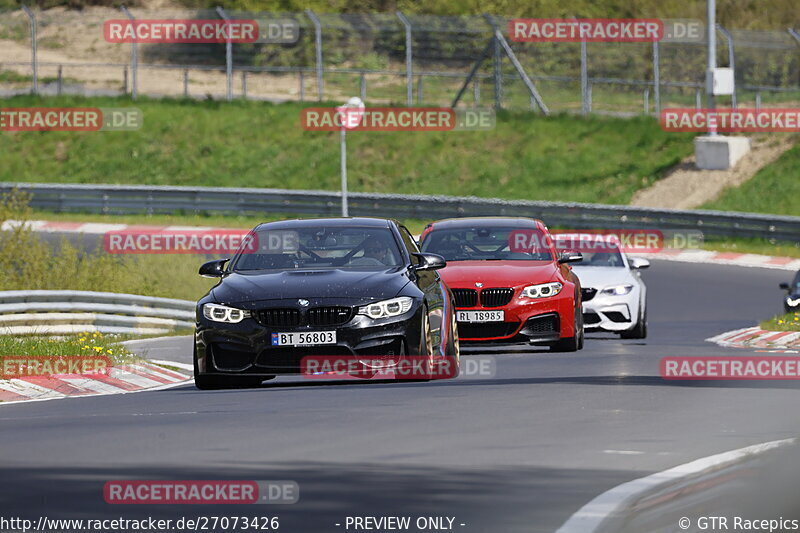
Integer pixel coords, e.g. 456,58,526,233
421,227,553,261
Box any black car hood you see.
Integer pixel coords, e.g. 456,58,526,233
211,267,411,306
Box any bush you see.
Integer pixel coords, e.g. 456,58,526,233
0,189,215,300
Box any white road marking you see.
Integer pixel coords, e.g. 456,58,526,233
602,450,644,455
556,438,796,533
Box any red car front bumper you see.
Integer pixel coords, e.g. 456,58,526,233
454,290,577,344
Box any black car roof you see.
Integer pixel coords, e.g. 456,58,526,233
426,217,544,230
254,217,397,231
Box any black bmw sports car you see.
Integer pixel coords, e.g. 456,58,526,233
194,218,459,389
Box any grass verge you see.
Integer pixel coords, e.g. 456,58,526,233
760,312,800,332
1,94,693,205
0,332,136,364
702,140,800,216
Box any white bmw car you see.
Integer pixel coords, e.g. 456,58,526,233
570,243,649,339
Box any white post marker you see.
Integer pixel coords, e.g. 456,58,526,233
336,97,365,217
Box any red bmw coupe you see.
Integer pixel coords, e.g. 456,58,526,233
419,217,584,351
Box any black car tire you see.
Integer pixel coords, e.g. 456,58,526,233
620,302,647,339
407,308,434,381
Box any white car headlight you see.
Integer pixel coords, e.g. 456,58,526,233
521,282,562,299
787,297,800,307
203,303,251,323
358,297,413,319
601,284,634,296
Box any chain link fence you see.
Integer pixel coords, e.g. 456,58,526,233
0,7,798,114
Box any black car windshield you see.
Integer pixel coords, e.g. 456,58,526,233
421,227,553,261
576,250,626,268
231,226,403,271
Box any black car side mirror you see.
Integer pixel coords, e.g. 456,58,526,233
412,253,446,271
780,282,790,290
199,259,228,278
557,251,583,264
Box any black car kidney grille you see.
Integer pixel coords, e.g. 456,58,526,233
255,307,354,327
480,288,514,307
581,288,598,302
255,308,301,327
452,289,478,308
308,306,355,327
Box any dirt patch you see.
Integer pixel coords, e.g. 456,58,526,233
630,134,797,209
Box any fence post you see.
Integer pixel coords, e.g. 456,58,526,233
580,39,588,115
587,82,593,113
695,88,701,109
120,6,137,99
123,66,128,93
643,88,649,114
359,72,366,101
242,71,247,99
183,69,189,97
482,14,503,109
652,40,660,114
299,70,305,101
417,75,424,104
755,91,761,110
305,9,324,101
396,11,413,106
473,78,480,106
21,6,37,95
56,65,62,95
716,24,736,108
216,7,233,102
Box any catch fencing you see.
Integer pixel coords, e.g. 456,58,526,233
0,8,798,114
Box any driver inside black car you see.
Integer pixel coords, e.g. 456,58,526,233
360,236,393,265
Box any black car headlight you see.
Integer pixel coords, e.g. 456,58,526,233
202,303,251,323
358,297,414,320
521,282,562,299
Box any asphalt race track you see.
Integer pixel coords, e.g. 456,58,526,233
2,260,799,532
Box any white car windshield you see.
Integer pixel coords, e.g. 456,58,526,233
577,250,626,268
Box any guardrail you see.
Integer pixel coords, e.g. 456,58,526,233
0,290,195,335
2,182,799,242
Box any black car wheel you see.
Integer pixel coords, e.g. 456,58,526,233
620,302,647,339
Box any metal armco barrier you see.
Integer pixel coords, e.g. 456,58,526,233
1,182,799,242
0,290,195,335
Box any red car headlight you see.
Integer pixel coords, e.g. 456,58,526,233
520,282,563,299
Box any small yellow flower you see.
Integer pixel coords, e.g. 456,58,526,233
83,345,90,350
107,349,113,354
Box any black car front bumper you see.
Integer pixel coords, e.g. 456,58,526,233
195,310,422,376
